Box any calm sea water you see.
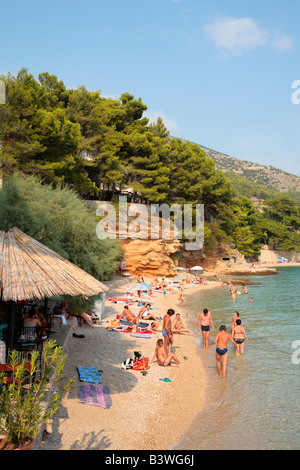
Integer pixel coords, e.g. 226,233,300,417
173,266,300,450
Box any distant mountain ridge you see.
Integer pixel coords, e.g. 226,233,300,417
198,144,300,194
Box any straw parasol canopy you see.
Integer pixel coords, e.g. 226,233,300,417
0,227,109,302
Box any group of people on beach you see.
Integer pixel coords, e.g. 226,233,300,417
114,274,251,381
150,303,249,380
150,308,182,368
198,308,249,379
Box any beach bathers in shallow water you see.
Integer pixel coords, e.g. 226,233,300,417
216,348,228,355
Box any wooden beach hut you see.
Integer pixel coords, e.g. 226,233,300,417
0,227,109,351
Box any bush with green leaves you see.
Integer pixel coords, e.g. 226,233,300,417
0,340,73,448
0,173,123,281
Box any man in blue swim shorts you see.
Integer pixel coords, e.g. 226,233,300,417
162,308,175,355
209,325,238,380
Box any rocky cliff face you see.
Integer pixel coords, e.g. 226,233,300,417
87,200,252,277
121,239,182,277
120,239,248,277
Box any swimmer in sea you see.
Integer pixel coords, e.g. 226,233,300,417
209,325,238,379
242,284,248,294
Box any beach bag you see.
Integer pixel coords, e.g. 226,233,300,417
132,357,149,371
122,358,133,370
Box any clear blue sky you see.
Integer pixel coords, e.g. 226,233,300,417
1,0,300,176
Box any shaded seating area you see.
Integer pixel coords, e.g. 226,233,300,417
0,227,108,378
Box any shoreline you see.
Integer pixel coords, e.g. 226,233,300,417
39,277,222,450
38,263,300,450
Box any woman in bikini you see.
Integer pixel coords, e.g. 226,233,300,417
231,319,249,354
150,339,181,367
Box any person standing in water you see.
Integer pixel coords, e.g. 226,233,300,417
209,325,238,380
232,319,249,355
198,308,214,349
230,311,240,334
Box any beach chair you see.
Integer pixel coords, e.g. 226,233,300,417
15,325,44,379
19,324,37,343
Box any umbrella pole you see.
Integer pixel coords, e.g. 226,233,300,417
44,297,49,321
7,301,16,360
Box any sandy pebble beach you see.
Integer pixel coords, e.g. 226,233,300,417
39,278,222,451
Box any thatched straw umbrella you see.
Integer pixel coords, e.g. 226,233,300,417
0,227,109,351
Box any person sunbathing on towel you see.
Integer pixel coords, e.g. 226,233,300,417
138,303,157,321
120,305,135,322
172,313,193,335
151,320,162,332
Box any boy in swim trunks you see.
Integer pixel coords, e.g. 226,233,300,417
198,308,214,349
209,325,238,380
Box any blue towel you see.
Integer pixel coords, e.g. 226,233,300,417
77,366,102,384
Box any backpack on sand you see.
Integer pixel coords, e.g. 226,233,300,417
121,358,133,370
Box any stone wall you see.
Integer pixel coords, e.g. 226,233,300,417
259,246,300,264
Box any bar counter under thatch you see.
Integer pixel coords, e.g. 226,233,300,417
0,227,108,302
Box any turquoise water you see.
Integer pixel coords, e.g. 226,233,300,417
173,267,300,450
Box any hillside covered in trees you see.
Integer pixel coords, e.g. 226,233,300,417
0,68,299,261
199,145,300,204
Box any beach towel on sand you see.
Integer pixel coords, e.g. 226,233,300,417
121,329,154,335
120,320,149,328
78,385,112,408
77,366,102,384
130,333,151,339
